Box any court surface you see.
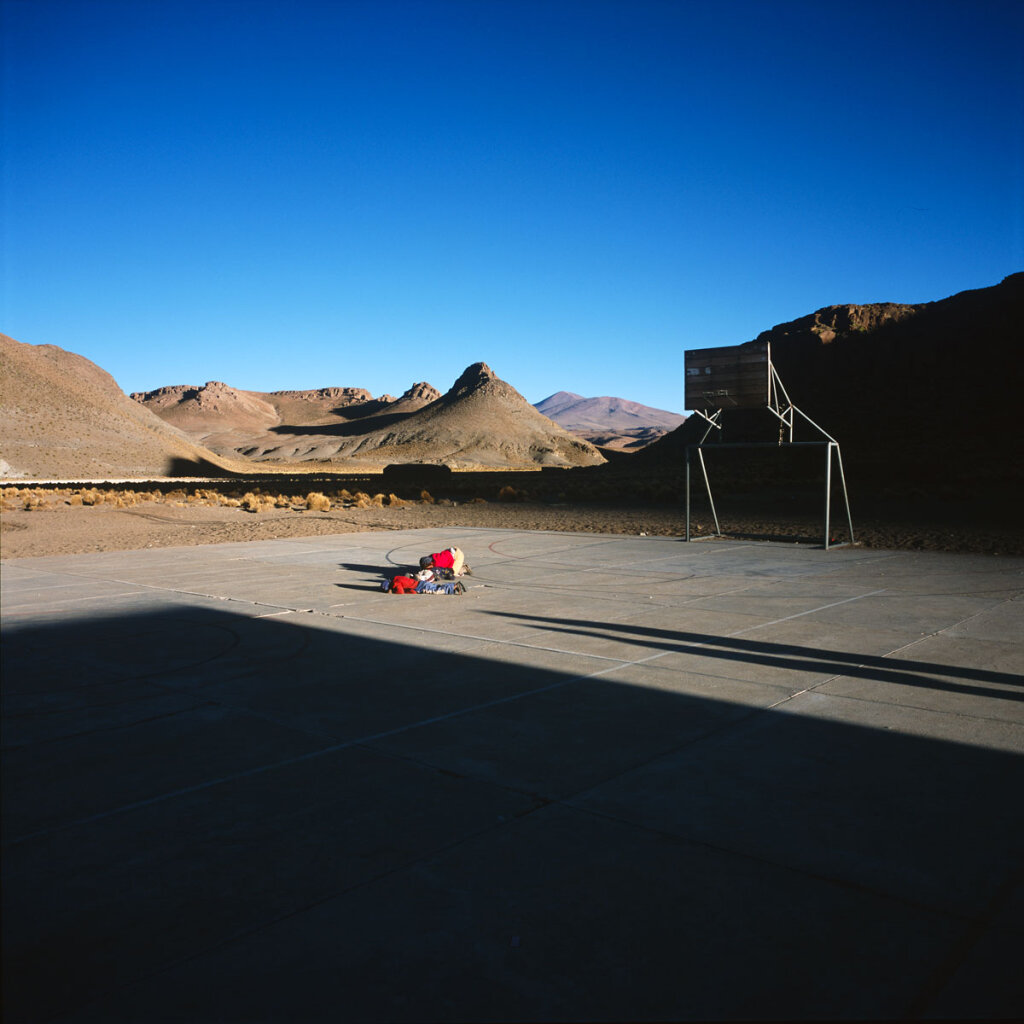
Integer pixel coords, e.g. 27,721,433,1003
3,527,1023,1022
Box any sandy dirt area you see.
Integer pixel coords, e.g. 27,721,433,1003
2,491,1021,560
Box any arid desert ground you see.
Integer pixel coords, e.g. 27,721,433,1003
3,481,1020,561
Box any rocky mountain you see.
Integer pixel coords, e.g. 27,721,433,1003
536,392,686,432
135,363,603,468
630,272,1024,495
367,362,603,467
130,379,442,460
130,381,440,433
535,392,686,452
533,391,585,419
0,334,244,480
132,381,283,434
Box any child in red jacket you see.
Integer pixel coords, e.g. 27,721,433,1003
419,546,471,577
382,574,419,594
381,572,465,595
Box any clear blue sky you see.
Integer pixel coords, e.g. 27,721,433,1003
3,0,1022,413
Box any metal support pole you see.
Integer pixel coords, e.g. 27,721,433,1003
835,444,855,544
824,443,833,550
685,447,691,542
795,405,838,444
696,408,722,444
697,447,720,535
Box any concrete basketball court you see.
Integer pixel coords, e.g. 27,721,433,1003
3,526,1023,1022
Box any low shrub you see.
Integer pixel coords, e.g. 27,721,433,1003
498,485,527,502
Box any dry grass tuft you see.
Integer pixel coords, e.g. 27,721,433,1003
498,485,529,502
305,491,331,512
23,490,50,511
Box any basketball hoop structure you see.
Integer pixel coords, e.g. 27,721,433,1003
683,341,855,550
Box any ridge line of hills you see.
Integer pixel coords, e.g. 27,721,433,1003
129,362,608,468
2,272,1021,490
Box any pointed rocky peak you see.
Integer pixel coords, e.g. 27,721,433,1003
400,381,441,403
449,362,495,391
444,362,520,403
194,381,247,406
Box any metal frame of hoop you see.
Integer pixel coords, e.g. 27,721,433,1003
684,351,855,550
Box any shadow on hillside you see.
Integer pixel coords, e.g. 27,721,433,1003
267,410,413,437
165,455,233,478
3,606,1022,1022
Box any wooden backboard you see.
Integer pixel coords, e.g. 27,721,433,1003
685,341,770,411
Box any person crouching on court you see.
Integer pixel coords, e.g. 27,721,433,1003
419,546,471,577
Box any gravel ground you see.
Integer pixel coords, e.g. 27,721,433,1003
2,491,1021,559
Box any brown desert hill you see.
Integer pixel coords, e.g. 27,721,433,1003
130,381,439,432
535,391,686,451
132,380,443,461
314,381,441,429
0,334,246,480
353,362,605,467
130,381,282,434
621,272,1024,500
135,363,603,468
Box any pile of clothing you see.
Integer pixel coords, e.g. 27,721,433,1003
381,568,466,596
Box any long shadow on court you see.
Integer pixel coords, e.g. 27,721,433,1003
485,611,1024,699
3,606,1022,1023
